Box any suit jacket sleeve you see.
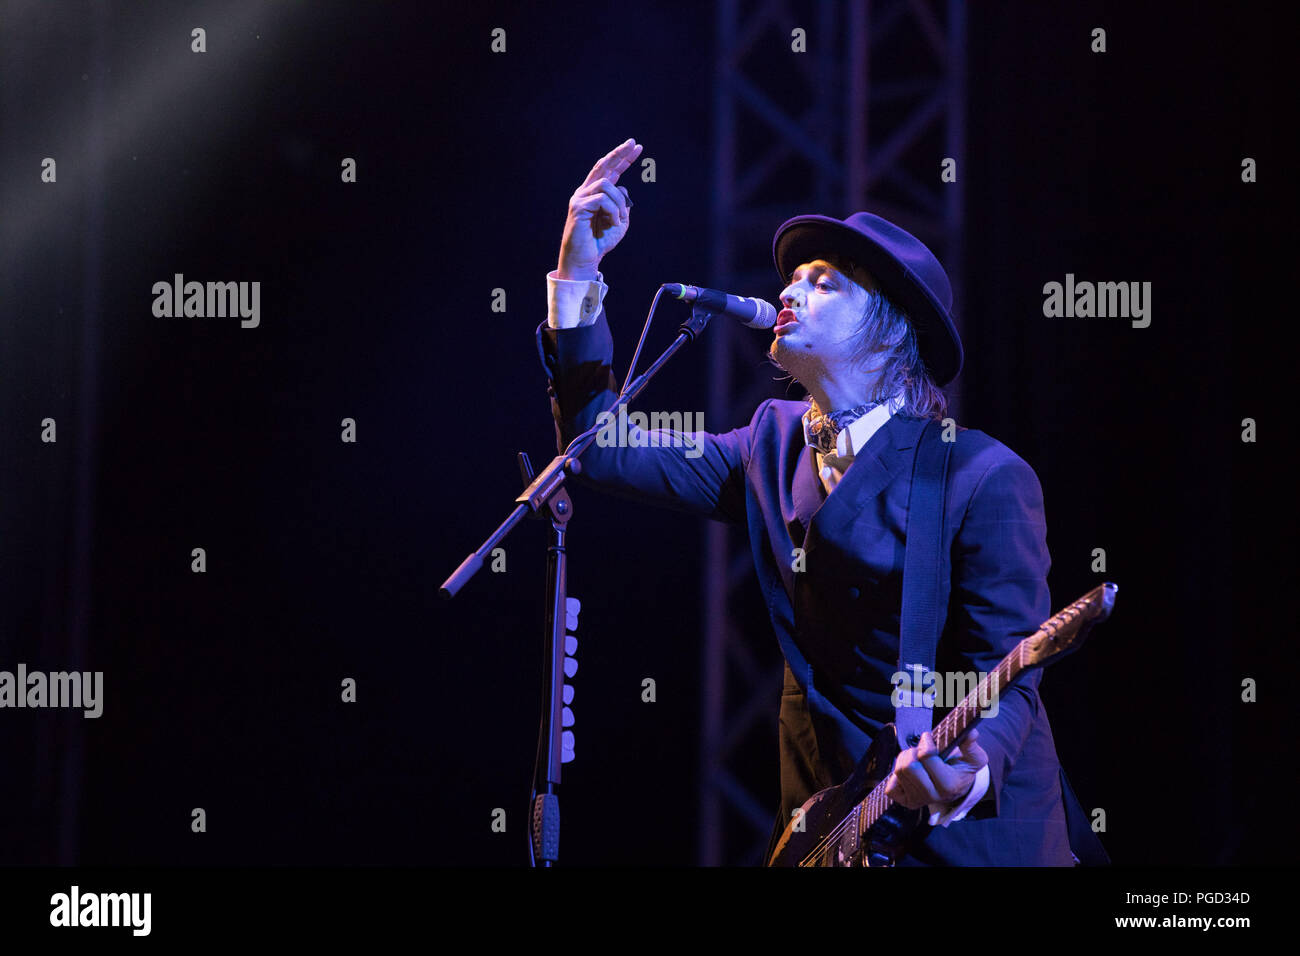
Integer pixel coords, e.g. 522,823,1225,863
942,453,1053,817
535,309,752,525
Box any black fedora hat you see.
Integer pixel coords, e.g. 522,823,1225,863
772,211,963,386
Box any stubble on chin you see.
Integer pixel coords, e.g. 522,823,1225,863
769,336,791,372
771,335,817,384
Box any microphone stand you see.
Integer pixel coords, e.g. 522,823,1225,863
440,302,719,866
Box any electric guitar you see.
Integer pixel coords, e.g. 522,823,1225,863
766,582,1117,867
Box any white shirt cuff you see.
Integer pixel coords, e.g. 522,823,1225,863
927,765,990,828
547,270,607,329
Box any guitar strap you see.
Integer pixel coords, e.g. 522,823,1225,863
898,418,1111,865
896,419,951,751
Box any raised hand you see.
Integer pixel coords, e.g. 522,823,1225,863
557,138,643,281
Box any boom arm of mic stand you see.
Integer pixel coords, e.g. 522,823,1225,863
439,305,714,600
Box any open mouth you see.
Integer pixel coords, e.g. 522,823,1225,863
775,309,799,335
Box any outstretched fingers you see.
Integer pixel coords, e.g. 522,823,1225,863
581,138,642,189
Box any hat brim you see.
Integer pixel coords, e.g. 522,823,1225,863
773,216,963,386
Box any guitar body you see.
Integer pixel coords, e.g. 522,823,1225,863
766,723,923,867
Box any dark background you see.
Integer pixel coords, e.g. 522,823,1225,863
0,0,1291,866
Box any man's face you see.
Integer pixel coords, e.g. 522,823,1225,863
769,258,873,369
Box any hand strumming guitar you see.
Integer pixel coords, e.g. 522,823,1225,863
884,729,989,810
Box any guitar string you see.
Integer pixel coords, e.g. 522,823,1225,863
800,711,982,865
798,672,1007,865
798,697,978,866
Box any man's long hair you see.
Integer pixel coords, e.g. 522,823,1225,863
845,279,948,420
769,262,949,421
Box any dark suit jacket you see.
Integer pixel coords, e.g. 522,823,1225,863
536,311,1074,866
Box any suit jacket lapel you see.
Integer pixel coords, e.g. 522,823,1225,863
801,414,929,558
792,445,826,532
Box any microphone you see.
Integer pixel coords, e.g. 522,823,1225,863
662,283,778,330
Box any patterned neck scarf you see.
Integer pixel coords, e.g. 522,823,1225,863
807,400,883,457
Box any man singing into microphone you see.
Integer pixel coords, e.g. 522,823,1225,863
535,138,1076,866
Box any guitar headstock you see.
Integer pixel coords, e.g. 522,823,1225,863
1021,582,1117,668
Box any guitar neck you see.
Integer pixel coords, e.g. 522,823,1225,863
932,649,1026,756
853,583,1113,840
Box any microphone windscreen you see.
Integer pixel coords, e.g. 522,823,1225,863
743,298,779,330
